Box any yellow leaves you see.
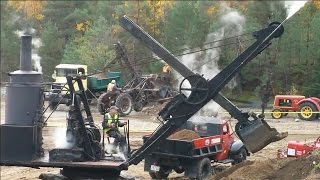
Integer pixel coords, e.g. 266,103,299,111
75,20,91,32
7,1,45,20
314,0,320,9
207,6,217,15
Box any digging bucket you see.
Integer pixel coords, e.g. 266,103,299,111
236,119,288,153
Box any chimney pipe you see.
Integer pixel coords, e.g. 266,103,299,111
20,35,32,71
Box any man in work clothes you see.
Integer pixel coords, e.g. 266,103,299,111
107,80,120,93
102,106,128,154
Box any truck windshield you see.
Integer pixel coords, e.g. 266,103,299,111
56,68,78,77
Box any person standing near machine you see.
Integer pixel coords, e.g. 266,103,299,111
107,80,121,93
102,106,128,155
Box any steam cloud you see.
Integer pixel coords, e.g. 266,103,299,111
284,1,309,19
175,4,245,116
54,128,73,148
15,28,43,72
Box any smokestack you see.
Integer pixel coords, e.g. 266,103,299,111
1,35,44,162
20,35,32,71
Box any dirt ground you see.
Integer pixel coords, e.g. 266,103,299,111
1,99,320,179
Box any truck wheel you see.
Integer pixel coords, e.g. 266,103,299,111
194,158,212,180
115,93,133,116
271,109,283,119
298,102,317,121
149,166,171,179
231,148,247,165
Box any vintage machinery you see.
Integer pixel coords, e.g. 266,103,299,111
277,137,320,158
0,35,44,161
118,16,288,167
97,42,173,115
143,116,249,179
1,16,288,179
48,63,121,109
0,35,128,179
271,95,320,120
49,75,103,162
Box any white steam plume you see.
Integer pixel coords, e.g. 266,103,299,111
15,28,43,72
175,4,245,116
54,128,73,148
32,38,43,72
284,1,309,19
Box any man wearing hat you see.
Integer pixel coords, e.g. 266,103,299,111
102,106,127,153
107,80,119,93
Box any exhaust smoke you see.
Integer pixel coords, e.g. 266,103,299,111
284,1,309,20
15,29,43,72
175,4,245,116
53,128,73,149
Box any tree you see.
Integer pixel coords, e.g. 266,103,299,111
38,21,65,81
62,16,115,73
7,0,45,20
0,2,21,81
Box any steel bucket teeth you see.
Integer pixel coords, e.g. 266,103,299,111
236,119,288,153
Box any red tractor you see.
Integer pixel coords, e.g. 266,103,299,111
271,95,320,121
142,116,249,179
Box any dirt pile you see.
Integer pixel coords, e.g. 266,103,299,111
213,149,320,180
168,129,200,141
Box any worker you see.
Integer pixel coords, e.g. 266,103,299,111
107,80,116,92
107,80,121,96
102,106,128,155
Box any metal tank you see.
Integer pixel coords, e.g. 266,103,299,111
0,35,44,161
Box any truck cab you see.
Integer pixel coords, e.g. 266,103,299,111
51,64,88,93
48,64,88,109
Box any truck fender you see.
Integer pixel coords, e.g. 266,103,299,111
229,140,249,156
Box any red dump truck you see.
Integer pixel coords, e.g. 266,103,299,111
143,116,249,179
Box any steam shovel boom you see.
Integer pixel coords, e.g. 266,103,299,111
119,15,287,166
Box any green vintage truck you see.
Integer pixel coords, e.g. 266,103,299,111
48,64,121,109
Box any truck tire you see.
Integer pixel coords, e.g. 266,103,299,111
231,148,247,165
193,158,212,180
298,102,318,121
115,93,133,116
271,109,283,119
149,166,171,179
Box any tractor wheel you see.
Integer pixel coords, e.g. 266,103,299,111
115,93,133,116
231,148,247,165
194,158,213,180
149,166,171,179
298,102,318,121
271,109,283,119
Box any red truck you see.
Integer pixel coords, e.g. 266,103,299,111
143,116,249,179
271,95,320,121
